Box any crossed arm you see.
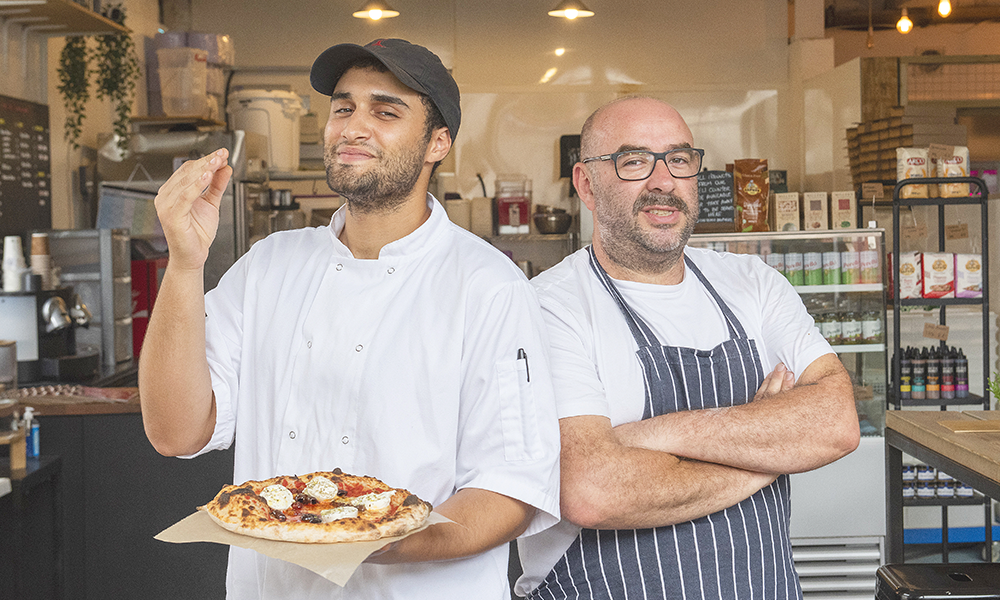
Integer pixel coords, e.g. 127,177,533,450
560,355,860,530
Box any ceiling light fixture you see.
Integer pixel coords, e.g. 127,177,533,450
352,1,400,20
548,0,595,20
896,8,913,33
937,0,952,18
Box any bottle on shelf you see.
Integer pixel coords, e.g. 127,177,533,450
899,348,912,400
955,348,969,398
941,348,956,399
925,347,941,400
911,348,927,400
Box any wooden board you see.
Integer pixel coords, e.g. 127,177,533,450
939,420,1000,433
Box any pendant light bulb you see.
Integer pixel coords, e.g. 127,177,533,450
938,0,952,18
352,1,399,20
548,0,595,19
896,8,913,34
867,25,875,49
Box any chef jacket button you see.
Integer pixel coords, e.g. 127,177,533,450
336,263,344,271
289,431,296,439
355,344,363,352
307,341,312,348
387,267,395,274
341,436,349,444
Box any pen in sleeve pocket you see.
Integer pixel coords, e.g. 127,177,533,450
517,348,530,382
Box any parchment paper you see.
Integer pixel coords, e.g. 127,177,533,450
155,510,453,586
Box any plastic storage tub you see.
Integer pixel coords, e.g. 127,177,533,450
156,47,209,117
227,89,304,173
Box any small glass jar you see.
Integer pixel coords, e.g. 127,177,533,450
861,310,883,344
841,311,862,345
817,312,842,345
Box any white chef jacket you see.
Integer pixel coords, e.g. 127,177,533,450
515,246,833,595
189,194,561,600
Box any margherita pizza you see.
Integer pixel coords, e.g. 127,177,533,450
199,468,432,543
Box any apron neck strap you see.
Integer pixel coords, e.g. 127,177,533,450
588,246,748,346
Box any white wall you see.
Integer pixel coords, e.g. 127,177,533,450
193,0,798,213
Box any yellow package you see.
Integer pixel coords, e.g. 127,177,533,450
897,147,928,199
938,146,970,198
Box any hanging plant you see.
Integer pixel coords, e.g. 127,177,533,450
57,36,90,150
92,2,140,152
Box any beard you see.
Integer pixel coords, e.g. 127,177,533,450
324,140,426,214
594,188,697,275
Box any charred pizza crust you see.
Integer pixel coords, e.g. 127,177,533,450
199,469,432,544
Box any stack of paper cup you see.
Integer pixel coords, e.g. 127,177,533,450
29,232,52,290
3,235,26,292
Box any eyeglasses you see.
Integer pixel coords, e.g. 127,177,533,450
581,148,705,181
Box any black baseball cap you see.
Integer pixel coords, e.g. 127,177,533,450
311,38,461,143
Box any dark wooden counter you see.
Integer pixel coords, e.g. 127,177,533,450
12,387,235,600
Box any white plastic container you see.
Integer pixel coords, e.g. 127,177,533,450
227,89,304,173
157,47,209,117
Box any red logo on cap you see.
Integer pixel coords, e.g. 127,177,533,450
371,39,386,47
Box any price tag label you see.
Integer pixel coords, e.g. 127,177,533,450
901,225,928,241
861,183,884,199
928,143,956,161
923,323,950,342
945,223,969,240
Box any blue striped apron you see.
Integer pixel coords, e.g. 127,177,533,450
527,246,801,600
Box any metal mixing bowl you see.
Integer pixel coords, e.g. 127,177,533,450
534,212,573,234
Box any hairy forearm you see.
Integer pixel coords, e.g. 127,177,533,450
368,488,533,563
615,365,859,474
559,416,775,530
139,264,216,457
571,451,776,530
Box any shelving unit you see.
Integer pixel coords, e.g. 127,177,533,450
888,175,992,562
0,0,127,102
689,228,889,599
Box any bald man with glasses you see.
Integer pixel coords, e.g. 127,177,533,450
514,96,860,600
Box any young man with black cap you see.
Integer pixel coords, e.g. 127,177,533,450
139,39,560,600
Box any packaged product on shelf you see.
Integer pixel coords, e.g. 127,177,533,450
896,147,929,199
733,158,769,232
936,481,955,498
902,482,916,498
784,252,804,285
802,192,828,230
916,482,935,498
765,252,785,273
956,482,974,497
861,310,882,343
941,350,956,399
840,250,860,284
938,145,971,198
925,347,941,399
860,249,881,284
955,253,983,298
841,311,862,344
911,349,927,399
817,312,842,345
772,192,800,231
899,349,912,400
803,252,823,285
891,252,922,298
921,252,955,299
822,252,840,285
829,191,857,229
955,348,969,398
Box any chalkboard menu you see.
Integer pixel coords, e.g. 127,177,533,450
0,94,52,240
695,170,735,233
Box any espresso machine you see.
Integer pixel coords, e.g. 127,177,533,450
0,287,96,384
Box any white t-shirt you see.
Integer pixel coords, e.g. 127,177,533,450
191,195,561,600
515,245,832,596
